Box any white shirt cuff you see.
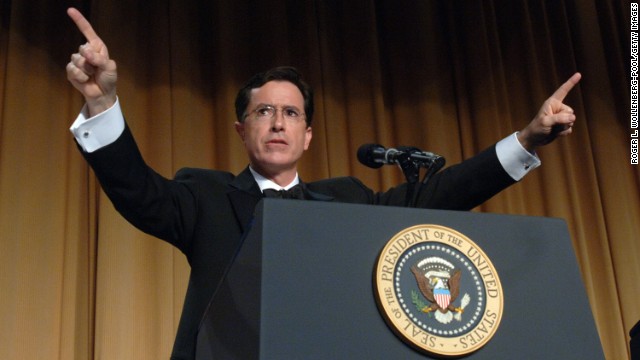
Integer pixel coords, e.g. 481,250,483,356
496,132,541,181
69,98,125,153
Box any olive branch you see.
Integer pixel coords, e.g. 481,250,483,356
411,290,432,317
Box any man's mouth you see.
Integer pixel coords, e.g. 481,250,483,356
267,139,288,145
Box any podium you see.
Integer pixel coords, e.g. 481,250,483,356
196,199,603,359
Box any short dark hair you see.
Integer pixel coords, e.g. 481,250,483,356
234,66,314,127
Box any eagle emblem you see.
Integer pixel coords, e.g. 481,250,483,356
410,257,470,324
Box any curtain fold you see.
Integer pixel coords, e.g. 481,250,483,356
0,1,634,359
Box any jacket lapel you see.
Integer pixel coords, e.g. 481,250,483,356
226,168,336,233
227,167,263,233
300,181,334,201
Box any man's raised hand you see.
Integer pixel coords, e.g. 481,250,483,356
518,72,582,152
66,7,117,117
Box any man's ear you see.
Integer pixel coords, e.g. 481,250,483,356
234,121,245,141
304,126,312,150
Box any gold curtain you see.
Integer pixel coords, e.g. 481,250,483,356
0,0,635,359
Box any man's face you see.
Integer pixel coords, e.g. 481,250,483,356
235,80,312,178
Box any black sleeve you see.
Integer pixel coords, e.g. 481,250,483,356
80,125,199,251
412,145,516,210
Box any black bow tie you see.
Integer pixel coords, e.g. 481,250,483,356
263,184,305,200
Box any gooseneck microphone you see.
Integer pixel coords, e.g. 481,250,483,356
357,144,445,169
357,143,446,207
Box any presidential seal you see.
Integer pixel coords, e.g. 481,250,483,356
374,225,503,358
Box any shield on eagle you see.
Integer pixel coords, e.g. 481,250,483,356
433,286,451,310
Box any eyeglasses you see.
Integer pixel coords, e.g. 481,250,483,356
244,104,306,123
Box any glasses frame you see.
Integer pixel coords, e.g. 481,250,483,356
243,104,306,123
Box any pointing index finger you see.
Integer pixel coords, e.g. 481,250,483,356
67,7,101,44
551,72,582,102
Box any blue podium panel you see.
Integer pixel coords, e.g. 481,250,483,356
196,200,603,360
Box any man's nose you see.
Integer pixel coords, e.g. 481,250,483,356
270,112,285,131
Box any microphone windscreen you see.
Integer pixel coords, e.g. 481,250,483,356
357,144,384,169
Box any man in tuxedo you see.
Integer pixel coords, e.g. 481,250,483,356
66,7,581,360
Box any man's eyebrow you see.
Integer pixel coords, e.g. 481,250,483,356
253,103,302,110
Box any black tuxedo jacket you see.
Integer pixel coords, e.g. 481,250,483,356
81,125,515,360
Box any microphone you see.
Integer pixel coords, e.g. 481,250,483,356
357,144,445,169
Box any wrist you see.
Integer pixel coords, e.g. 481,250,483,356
86,94,117,117
516,129,535,153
